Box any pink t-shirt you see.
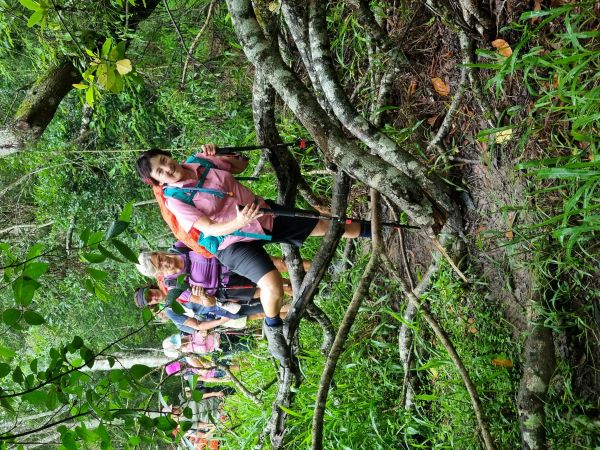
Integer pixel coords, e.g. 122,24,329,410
164,154,274,251
181,331,220,354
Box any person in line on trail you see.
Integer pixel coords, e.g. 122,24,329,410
135,247,299,304
135,144,372,367
133,282,288,333
164,357,231,383
162,330,253,370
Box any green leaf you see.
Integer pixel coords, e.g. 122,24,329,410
129,364,152,380
119,201,134,223
415,394,438,401
82,252,107,264
23,310,45,325
94,284,111,301
183,406,193,419
86,268,108,281
98,244,125,262
85,87,94,107
141,308,153,322
88,230,105,246
105,220,128,239
23,390,47,405
101,38,112,58
191,389,203,402
70,336,84,350
3,309,21,326
12,276,41,306
170,300,185,315
12,366,24,384
278,404,302,418
0,345,16,360
115,41,126,60
26,243,44,260
111,239,138,263
0,363,11,378
72,83,88,89
23,262,49,279
19,0,40,11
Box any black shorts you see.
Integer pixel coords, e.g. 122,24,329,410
217,273,257,302
216,201,318,283
265,200,319,247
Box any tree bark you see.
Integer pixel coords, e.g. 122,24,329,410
80,351,169,372
0,60,81,156
225,0,438,228
517,324,555,450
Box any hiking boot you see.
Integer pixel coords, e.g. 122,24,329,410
262,322,290,367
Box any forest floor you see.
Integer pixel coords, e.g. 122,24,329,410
353,1,600,447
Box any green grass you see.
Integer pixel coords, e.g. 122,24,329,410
214,258,519,449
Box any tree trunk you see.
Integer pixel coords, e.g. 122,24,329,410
80,351,170,372
0,60,81,156
225,0,439,228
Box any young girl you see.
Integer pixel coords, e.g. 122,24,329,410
135,145,369,366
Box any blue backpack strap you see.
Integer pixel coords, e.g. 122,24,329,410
197,230,272,255
184,155,214,187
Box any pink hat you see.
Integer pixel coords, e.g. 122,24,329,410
165,362,182,376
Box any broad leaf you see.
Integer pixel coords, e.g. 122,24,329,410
0,363,11,378
12,276,41,306
111,239,138,263
82,252,107,264
23,262,49,279
105,220,128,239
119,201,134,223
19,0,40,11
129,364,152,380
2,309,21,326
115,59,132,75
86,267,109,281
0,345,16,360
23,310,45,325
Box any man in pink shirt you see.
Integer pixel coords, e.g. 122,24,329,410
136,145,369,366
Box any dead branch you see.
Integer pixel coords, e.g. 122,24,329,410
0,222,54,237
384,255,496,450
312,189,382,450
221,366,261,406
180,0,218,89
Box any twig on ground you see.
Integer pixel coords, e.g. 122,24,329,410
180,0,218,89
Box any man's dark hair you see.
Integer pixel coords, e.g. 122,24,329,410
135,149,172,185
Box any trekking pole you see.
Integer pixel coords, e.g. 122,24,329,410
238,205,420,230
215,139,314,155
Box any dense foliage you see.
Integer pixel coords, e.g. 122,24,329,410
0,0,599,449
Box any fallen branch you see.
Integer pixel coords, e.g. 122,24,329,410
221,366,261,406
383,255,496,450
312,189,382,450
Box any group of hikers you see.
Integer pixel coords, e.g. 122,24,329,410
131,144,371,441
